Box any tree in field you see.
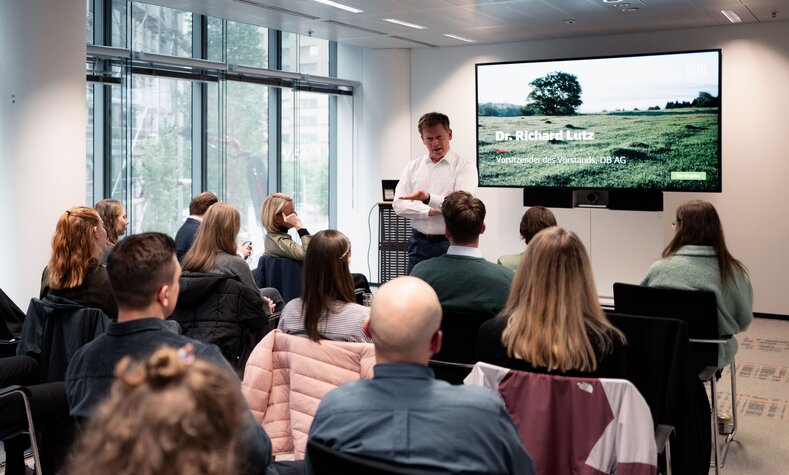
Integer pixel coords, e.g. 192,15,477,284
692,91,719,108
527,72,583,115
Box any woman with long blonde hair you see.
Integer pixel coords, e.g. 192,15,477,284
40,206,117,319
642,200,752,368
68,346,246,475
182,203,278,313
476,227,625,376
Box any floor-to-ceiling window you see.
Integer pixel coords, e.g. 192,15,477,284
86,1,351,253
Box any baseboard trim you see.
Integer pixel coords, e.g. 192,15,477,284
755,312,789,321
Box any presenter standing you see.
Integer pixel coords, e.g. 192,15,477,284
394,112,478,273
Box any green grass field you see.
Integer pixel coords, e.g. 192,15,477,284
478,109,719,191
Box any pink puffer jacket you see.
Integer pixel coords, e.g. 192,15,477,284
241,329,376,459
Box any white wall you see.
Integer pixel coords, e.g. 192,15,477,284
375,22,787,314
337,46,412,282
0,0,87,307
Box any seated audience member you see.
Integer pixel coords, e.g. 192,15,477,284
306,277,535,475
181,203,280,314
68,346,252,475
477,227,627,377
40,206,118,320
278,230,370,343
65,233,278,475
642,200,752,368
261,193,311,260
174,191,219,261
497,206,557,272
94,199,128,264
410,191,514,315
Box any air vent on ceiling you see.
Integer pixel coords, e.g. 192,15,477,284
232,0,321,20
388,35,438,48
323,19,387,35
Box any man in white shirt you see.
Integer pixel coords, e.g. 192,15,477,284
394,112,478,273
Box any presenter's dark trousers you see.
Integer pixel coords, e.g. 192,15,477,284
407,231,449,274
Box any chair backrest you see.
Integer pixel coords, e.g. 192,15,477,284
428,360,474,385
18,296,110,383
433,308,495,364
605,311,711,475
254,255,303,303
465,362,657,475
613,282,719,371
307,439,446,475
170,272,267,372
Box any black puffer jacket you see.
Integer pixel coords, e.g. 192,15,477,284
170,272,267,373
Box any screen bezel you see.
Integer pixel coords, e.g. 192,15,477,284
475,49,722,193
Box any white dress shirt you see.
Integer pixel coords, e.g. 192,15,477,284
392,149,478,235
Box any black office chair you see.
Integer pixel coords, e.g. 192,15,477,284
306,439,447,475
607,311,713,475
613,282,737,472
253,255,303,303
433,308,495,365
0,385,42,475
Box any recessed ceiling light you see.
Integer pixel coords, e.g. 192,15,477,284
560,19,576,24
621,7,639,12
721,9,743,23
602,0,623,3
443,33,477,43
312,0,363,14
383,18,428,30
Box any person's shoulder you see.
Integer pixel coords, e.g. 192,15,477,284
438,383,507,413
282,298,304,315
474,258,515,279
68,332,109,366
317,379,369,409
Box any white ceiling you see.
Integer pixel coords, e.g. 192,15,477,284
148,0,789,48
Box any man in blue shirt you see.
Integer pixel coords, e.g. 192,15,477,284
306,276,535,475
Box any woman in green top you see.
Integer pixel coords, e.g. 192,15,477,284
642,200,753,368
497,206,556,272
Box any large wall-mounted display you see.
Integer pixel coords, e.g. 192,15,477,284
476,50,721,192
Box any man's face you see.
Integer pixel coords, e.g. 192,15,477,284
420,123,452,163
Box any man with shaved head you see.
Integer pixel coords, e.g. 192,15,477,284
305,277,535,475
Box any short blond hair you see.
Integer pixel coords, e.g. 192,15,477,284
502,227,623,372
260,193,293,233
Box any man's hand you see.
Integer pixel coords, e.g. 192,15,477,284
398,189,430,202
428,208,442,217
282,211,304,230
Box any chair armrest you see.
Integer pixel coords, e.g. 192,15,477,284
698,365,718,382
0,385,31,398
689,338,728,344
654,424,675,453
